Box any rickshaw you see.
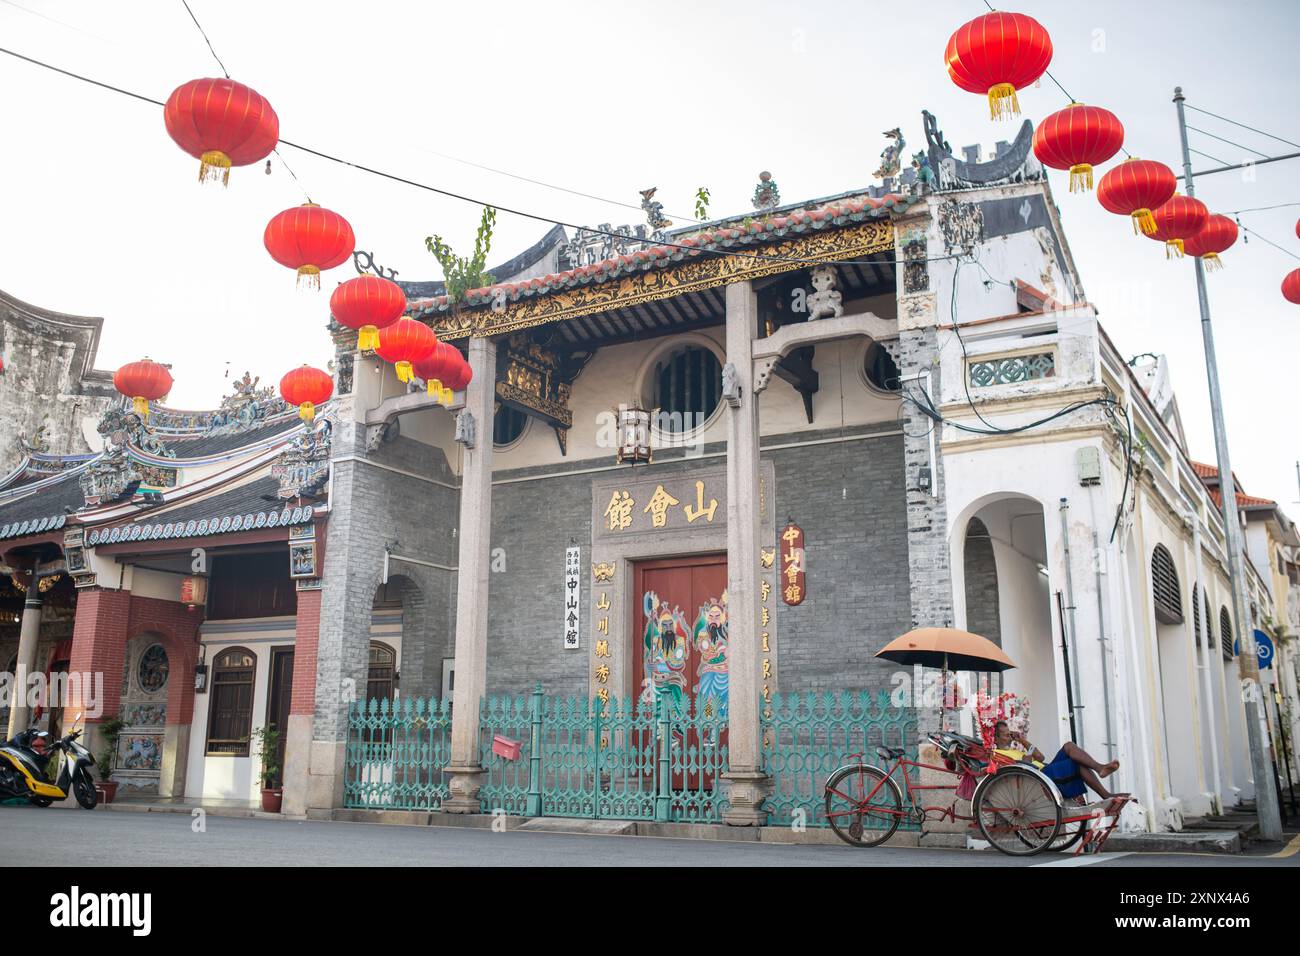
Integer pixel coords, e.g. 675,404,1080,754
823,730,1132,856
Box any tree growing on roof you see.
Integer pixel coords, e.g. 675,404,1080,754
425,206,497,307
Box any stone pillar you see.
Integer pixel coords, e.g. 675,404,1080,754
6,587,42,738
283,587,321,815
444,335,498,813
721,281,769,826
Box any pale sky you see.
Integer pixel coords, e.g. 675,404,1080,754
1,0,1297,506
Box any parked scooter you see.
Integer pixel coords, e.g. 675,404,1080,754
0,713,98,809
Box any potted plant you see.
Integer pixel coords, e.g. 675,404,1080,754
94,716,124,804
253,725,281,813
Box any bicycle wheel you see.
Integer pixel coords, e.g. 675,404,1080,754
974,766,1061,856
824,764,902,848
1043,800,1090,852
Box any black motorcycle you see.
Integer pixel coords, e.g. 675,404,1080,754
0,721,98,809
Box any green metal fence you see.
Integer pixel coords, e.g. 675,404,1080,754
761,689,918,828
342,696,452,809
342,686,915,827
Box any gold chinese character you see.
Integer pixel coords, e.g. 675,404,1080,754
782,526,801,547
601,734,609,749
597,687,610,704
603,491,634,531
684,480,718,523
762,658,772,679
595,639,611,659
762,632,770,652
597,617,609,635
643,484,680,528
595,664,610,684
760,580,771,603
761,606,770,627
596,592,611,611
784,563,800,584
784,583,802,603
763,683,771,703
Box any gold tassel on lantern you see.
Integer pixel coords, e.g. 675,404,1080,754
425,377,443,397
987,82,1020,120
296,265,321,291
132,396,150,419
1203,253,1223,271
358,326,379,352
1131,209,1158,235
298,401,316,423
396,361,414,383
441,386,453,407
198,149,232,187
1068,163,1094,193
1165,239,1185,259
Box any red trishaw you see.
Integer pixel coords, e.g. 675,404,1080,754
824,730,1132,856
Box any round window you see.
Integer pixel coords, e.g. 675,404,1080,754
863,341,901,393
648,345,722,434
138,644,170,694
493,405,528,447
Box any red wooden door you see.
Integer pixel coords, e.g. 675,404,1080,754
632,554,728,790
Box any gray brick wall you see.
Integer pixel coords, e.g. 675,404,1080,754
962,518,1002,646
315,417,458,741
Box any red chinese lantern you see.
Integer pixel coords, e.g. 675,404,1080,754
443,348,473,393
263,204,355,290
413,341,459,405
1097,158,1178,235
113,359,173,419
163,78,279,186
1145,194,1208,258
1283,269,1300,305
375,317,436,383
1182,214,1238,271
945,12,1053,120
330,276,406,352
279,365,334,422
1032,103,1125,193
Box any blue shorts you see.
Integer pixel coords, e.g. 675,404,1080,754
1040,747,1087,799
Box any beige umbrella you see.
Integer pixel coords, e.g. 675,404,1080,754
876,627,1016,730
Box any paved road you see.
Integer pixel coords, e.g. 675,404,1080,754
2,806,1298,867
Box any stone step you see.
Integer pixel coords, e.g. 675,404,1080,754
1107,829,1242,854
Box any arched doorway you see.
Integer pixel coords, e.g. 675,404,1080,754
956,496,1061,752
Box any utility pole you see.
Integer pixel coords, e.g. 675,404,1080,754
1174,86,1283,840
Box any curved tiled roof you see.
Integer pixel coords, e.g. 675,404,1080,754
85,476,314,547
0,471,81,541
408,194,915,318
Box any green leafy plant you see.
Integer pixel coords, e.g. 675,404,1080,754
96,716,124,781
252,725,281,789
425,206,497,306
694,187,711,221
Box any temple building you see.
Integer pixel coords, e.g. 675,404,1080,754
2,111,1295,833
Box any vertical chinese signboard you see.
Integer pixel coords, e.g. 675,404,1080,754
564,546,581,649
779,522,805,606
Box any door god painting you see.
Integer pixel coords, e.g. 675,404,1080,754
641,592,689,717
693,593,729,720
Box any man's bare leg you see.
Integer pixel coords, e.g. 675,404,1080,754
1062,743,1122,799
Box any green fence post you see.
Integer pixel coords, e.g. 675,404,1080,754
655,691,671,822
525,682,543,817
592,697,603,818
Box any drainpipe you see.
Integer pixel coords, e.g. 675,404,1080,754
1092,530,1116,763
1188,504,1224,815
1059,498,1085,747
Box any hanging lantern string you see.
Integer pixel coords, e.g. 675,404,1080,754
1185,125,1271,160
179,1,312,203
978,0,1131,159
1236,224,1300,262
2,45,1000,271
1183,104,1300,151
180,0,230,79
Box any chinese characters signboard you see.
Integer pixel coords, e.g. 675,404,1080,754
564,546,581,649
779,522,805,606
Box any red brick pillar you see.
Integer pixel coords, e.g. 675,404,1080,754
283,587,321,815
68,588,131,722
291,588,321,716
